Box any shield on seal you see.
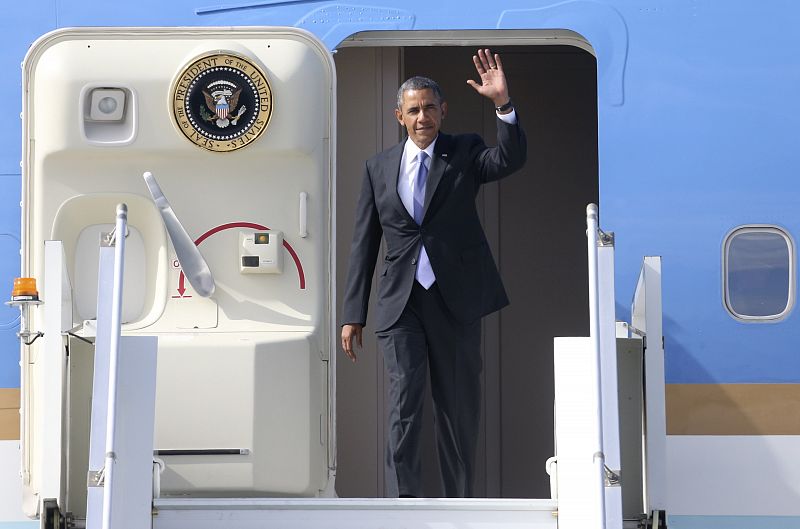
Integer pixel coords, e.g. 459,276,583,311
216,100,229,120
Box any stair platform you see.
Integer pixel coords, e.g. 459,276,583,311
153,497,559,529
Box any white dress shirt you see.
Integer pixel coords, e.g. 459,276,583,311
398,141,436,217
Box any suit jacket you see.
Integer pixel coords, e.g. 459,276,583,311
342,117,527,332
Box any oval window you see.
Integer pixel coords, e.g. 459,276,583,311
723,226,795,321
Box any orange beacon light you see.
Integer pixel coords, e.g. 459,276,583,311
11,277,39,301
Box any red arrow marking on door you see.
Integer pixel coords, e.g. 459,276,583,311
172,272,192,298
175,221,306,297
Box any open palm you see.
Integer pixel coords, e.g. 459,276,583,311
467,48,510,107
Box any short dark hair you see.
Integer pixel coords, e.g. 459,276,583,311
396,76,444,109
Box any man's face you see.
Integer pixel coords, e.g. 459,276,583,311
395,88,447,149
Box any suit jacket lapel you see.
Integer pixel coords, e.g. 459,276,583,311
382,142,414,222
423,133,450,216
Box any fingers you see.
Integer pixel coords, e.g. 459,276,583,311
341,327,352,361
471,49,502,88
342,336,356,362
482,48,497,70
341,324,361,362
476,48,500,72
493,52,504,71
472,54,485,75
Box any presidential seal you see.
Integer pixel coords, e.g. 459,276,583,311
172,53,273,152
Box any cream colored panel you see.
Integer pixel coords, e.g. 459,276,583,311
24,29,333,335
155,332,326,495
23,28,335,501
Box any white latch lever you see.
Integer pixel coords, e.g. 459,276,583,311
142,171,215,297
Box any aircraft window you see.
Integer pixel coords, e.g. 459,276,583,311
724,226,795,321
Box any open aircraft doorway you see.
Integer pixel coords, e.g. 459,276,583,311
334,37,599,498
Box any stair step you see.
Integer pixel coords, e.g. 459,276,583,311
153,498,559,529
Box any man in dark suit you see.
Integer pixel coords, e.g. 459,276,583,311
341,49,527,498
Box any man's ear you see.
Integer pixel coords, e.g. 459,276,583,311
395,108,403,124
441,101,448,119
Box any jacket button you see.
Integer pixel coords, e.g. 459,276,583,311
411,258,417,265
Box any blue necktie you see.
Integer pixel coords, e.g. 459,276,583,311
413,152,428,224
413,152,435,288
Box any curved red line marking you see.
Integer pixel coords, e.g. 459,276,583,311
280,241,305,290
194,222,266,246
178,221,306,290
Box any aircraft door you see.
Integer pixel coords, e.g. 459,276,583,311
21,27,336,516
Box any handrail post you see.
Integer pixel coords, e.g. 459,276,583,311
586,203,607,529
101,204,127,529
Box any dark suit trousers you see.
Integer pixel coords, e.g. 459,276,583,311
377,281,482,498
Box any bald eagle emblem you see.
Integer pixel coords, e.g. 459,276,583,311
201,81,246,128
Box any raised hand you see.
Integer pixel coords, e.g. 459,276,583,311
466,48,510,108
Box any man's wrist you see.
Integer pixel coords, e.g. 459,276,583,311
494,98,513,114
